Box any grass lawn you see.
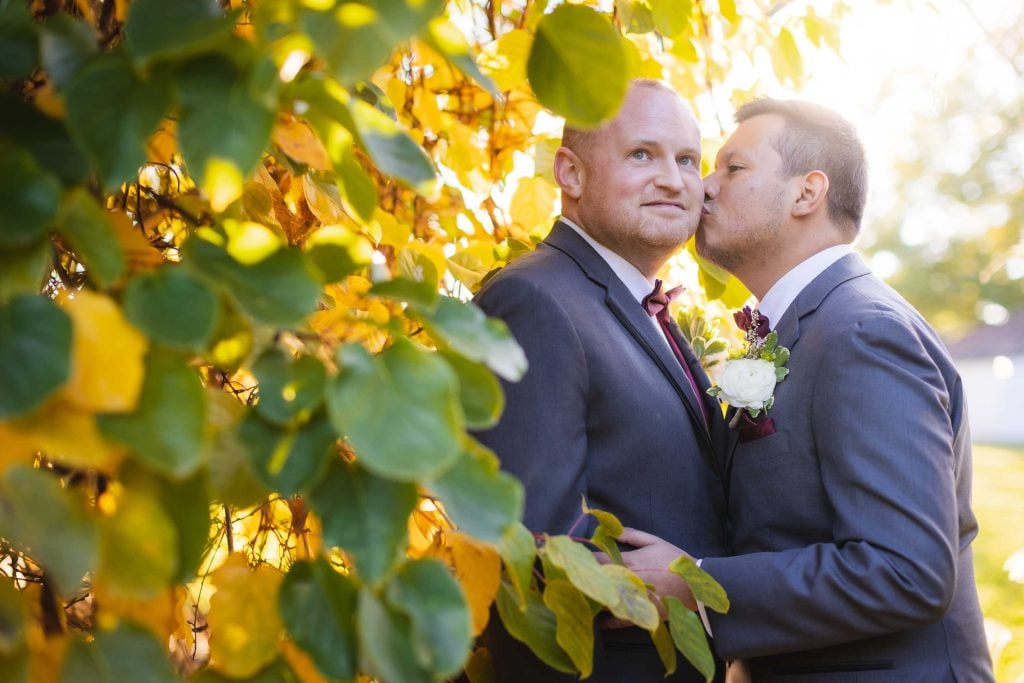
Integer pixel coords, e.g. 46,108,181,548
973,444,1024,682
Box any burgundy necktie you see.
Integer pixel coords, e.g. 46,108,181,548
641,279,710,429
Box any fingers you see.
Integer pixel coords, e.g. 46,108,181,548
615,526,662,547
593,550,611,565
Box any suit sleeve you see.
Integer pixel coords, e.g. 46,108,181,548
472,274,590,537
703,314,960,659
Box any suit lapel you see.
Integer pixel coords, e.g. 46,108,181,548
544,222,717,457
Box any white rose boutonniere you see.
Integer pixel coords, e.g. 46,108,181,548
708,307,790,438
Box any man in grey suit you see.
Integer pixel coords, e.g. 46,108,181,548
473,80,729,681
617,99,994,681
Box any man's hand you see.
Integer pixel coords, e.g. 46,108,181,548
593,527,698,628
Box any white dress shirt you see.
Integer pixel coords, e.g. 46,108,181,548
757,244,854,330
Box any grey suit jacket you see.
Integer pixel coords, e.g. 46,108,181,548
702,254,993,682
474,221,729,682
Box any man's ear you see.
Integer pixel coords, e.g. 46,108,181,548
792,170,829,217
554,147,584,200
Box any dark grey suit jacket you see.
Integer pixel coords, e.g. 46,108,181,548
702,254,994,682
474,221,729,682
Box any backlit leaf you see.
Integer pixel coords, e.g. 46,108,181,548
445,531,501,637
386,558,472,677
308,459,418,583
326,340,463,481
252,349,326,427
278,559,358,682
410,296,527,382
527,5,628,128
542,579,595,678
208,554,284,679
477,29,531,92
667,554,729,613
349,98,437,191
0,295,71,420
240,412,336,495
426,442,522,542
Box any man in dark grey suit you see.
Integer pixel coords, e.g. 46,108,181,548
618,99,994,681
473,80,729,681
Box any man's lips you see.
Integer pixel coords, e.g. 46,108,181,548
642,201,687,210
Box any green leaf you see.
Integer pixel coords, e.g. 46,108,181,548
583,501,625,537
252,349,326,427
0,143,61,248
0,94,89,185
650,0,692,38
335,152,379,222
387,558,472,677
0,0,37,80
99,350,207,479
358,588,433,683
498,522,537,609
38,14,97,88
667,555,730,614
96,482,178,600
123,268,219,352
0,295,71,420
543,536,621,608
527,5,629,128
278,559,358,682
369,277,439,309
349,97,437,190
61,623,178,683
665,596,715,682
440,351,504,429
615,0,655,35
153,469,212,583
542,579,596,678
426,442,523,543
0,579,26,655
590,526,624,566
0,240,49,304
423,17,498,96
494,582,575,674
56,188,126,289
190,659,302,683
326,340,463,482
307,460,418,583
411,296,527,382
240,412,336,495
177,55,276,187
651,617,678,676
125,0,236,68
0,466,96,597
600,563,660,631
204,398,270,508
184,232,322,329
63,52,173,189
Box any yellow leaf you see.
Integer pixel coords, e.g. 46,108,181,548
109,212,165,271
273,117,332,171
281,639,332,683
302,174,344,225
73,0,95,24
93,585,184,641
411,89,444,136
375,209,412,248
444,531,501,636
147,122,178,165
0,399,122,472
32,82,65,119
771,27,804,85
223,219,283,264
401,242,448,284
719,0,739,24
509,177,558,238
57,290,148,414
478,29,532,92
208,554,284,678
448,241,498,290
204,158,246,213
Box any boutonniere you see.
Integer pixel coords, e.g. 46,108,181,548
707,307,790,441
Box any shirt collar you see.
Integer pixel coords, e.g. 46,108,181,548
757,244,854,329
560,217,657,304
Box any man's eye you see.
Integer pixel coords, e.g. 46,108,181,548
630,150,650,160
727,165,743,173
679,156,694,166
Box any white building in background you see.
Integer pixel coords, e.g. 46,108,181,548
946,310,1024,446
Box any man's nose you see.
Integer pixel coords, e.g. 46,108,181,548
703,172,719,200
654,160,685,192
